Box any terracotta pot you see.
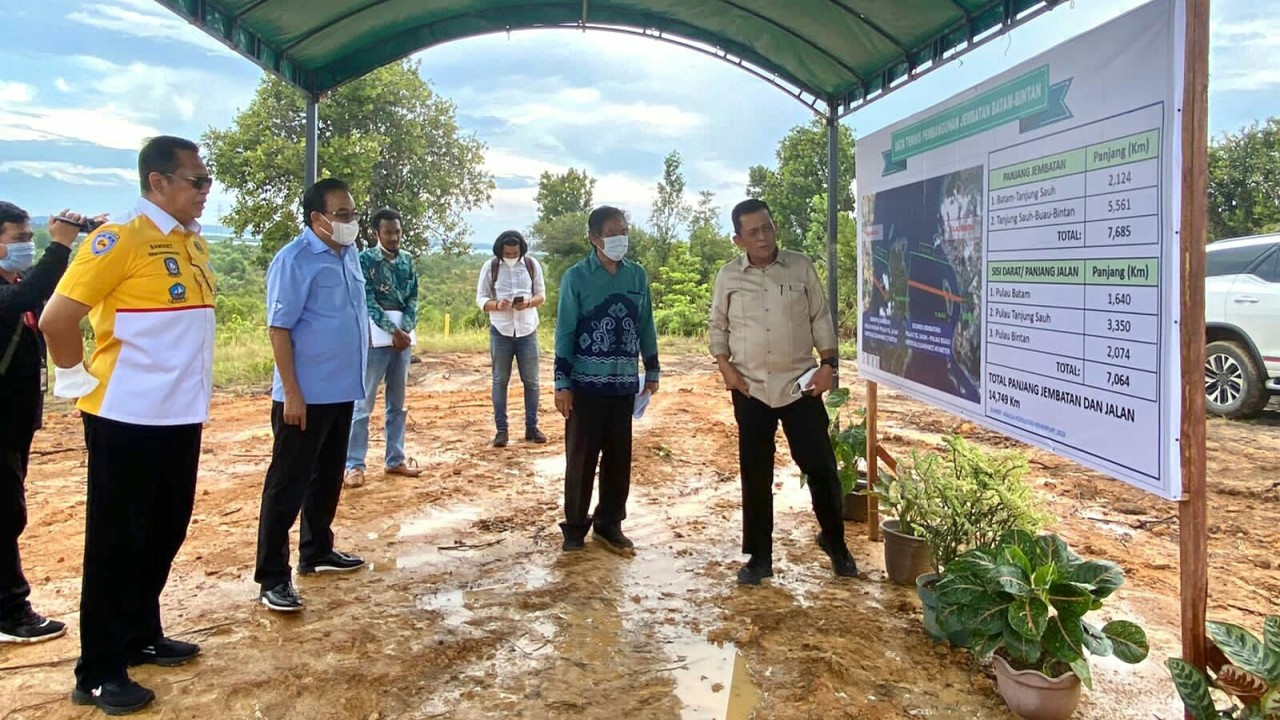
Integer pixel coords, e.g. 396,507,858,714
881,519,932,586
916,572,972,646
992,654,1082,720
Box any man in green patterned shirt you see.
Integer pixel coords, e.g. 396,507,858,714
345,208,421,487
554,206,660,554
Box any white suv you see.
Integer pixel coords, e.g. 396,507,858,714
1205,233,1280,418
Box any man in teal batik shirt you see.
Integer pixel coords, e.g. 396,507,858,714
345,208,421,487
553,206,659,554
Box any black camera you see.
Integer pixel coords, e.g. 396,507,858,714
53,215,104,233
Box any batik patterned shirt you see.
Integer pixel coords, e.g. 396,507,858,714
358,246,418,334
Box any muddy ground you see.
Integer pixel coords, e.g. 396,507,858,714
2,351,1278,719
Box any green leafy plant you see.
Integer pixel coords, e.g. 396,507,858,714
1167,616,1280,719
872,435,1046,570
801,387,868,496
935,530,1149,689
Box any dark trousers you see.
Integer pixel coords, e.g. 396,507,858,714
0,380,39,620
254,401,354,590
731,391,845,562
562,393,634,534
76,414,201,688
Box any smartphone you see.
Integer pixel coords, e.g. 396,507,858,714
514,295,525,305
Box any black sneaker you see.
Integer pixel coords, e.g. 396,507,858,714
71,678,155,715
129,637,200,667
298,550,365,575
260,582,304,613
525,427,547,443
0,607,67,644
492,430,509,448
737,560,774,586
592,525,635,555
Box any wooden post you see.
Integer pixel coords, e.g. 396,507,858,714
1178,0,1210,688
866,381,880,540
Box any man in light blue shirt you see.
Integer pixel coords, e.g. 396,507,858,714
254,178,370,614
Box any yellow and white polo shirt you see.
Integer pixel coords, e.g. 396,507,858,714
55,198,217,426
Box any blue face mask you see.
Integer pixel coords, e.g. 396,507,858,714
0,242,35,273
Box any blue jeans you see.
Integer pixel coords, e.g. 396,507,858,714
346,346,410,470
491,326,540,432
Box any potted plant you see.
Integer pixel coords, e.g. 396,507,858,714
936,530,1149,720
1167,615,1280,719
801,388,870,521
912,435,1046,644
873,449,933,586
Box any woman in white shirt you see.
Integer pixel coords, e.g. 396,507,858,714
476,231,547,447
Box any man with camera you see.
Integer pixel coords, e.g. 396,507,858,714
0,203,100,646
477,230,547,448
40,135,216,715
343,207,421,488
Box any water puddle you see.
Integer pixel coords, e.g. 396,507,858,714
416,588,473,626
669,639,761,720
397,504,482,538
532,456,565,483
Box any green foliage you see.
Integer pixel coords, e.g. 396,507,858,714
203,59,493,265
1208,118,1280,241
1167,616,1280,720
805,195,858,338
653,241,710,336
936,531,1149,688
874,435,1046,570
650,150,691,255
535,168,595,224
747,118,856,256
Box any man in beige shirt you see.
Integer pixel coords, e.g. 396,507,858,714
709,198,858,585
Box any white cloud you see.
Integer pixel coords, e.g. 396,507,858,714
67,1,239,58
474,147,660,227
54,77,72,93
0,161,135,188
0,104,159,150
0,82,35,103
463,85,707,139
1211,14,1280,91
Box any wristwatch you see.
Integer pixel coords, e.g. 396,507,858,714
820,356,839,373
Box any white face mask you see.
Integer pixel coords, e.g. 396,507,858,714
601,234,628,261
503,256,520,268
324,216,360,246
0,241,36,273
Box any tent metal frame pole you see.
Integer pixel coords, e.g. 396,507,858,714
304,93,319,187
826,100,840,387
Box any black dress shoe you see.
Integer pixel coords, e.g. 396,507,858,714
816,532,859,578
129,637,200,667
737,562,774,586
592,524,635,554
562,536,585,552
260,582,304,612
71,677,156,715
525,427,547,443
492,430,509,447
298,550,365,574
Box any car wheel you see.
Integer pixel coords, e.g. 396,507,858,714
1204,340,1269,419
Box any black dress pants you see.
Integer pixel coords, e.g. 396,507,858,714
76,414,201,688
0,379,39,620
562,393,634,534
731,391,845,562
254,401,354,590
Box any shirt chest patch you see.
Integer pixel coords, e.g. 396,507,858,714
164,257,181,277
168,282,187,304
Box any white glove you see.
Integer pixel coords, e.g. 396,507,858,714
53,363,100,399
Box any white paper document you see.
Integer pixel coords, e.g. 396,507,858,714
370,310,416,348
633,375,651,419
791,367,818,398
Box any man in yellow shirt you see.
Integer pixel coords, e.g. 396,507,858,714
40,135,215,716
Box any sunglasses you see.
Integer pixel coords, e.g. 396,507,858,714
166,174,214,192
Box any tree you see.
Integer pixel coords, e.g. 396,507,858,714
648,150,691,267
535,168,595,224
528,211,591,317
1208,118,1280,241
653,241,710,336
805,195,858,338
687,190,736,280
204,59,494,265
747,118,856,257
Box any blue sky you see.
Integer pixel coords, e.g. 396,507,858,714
0,0,1276,246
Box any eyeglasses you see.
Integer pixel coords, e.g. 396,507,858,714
167,174,214,192
327,210,360,223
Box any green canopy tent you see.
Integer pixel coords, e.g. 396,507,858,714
151,3,1213,704
150,0,1069,343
